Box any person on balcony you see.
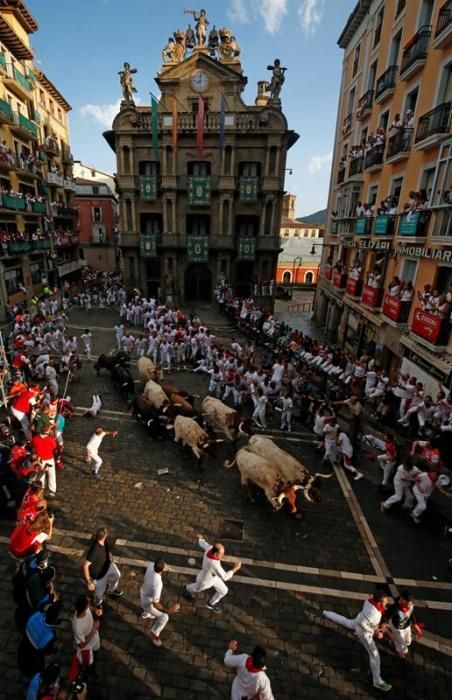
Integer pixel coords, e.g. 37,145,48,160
387,277,401,297
399,281,414,322
368,267,382,289
349,262,362,280
405,109,414,129
390,113,403,132
356,201,365,216
417,284,432,311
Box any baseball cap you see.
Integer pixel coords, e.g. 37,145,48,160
35,550,49,566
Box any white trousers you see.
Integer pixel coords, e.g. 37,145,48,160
140,595,169,637
187,571,228,606
389,622,412,655
39,459,56,495
383,482,414,509
412,487,429,518
281,411,292,430
11,408,31,440
252,405,267,428
377,455,396,485
324,611,383,686
324,439,337,463
87,449,103,473
94,562,121,605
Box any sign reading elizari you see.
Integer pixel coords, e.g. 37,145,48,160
343,239,391,251
394,244,452,262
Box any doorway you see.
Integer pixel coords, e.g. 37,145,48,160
184,264,212,302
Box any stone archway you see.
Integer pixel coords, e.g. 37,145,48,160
184,264,212,303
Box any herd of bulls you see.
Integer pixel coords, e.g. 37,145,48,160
93,352,332,518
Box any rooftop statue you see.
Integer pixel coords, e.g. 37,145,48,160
184,8,209,46
185,23,195,49
266,58,287,105
208,25,219,57
218,28,241,63
162,37,176,63
173,30,187,62
119,62,137,104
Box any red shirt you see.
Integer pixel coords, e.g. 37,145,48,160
385,441,397,461
12,389,37,415
32,435,57,461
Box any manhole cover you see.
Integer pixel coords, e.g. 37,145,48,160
218,519,244,541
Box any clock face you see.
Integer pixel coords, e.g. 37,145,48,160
191,70,209,93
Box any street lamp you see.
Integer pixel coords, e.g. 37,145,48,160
292,255,303,287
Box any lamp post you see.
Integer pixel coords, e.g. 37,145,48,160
291,255,303,289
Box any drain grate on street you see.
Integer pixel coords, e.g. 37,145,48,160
218,519,244,541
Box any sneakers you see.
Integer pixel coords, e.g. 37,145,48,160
206,601,223,614
92,472,103,480
107,589,124,598
354,472,364,481
374,681,392,692
183,584,195,600
141,611,155,620
150,633,162,647
410,512,421,524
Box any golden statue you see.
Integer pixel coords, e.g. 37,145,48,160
184,8,209,46
162,37,176,63
218,28,241,63
173,30,187,62
119,62,137,104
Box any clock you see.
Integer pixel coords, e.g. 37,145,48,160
190,70,209,93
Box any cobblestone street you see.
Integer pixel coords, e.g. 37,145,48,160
1,306,452,699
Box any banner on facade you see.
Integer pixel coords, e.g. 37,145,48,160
382,294,402,322
238,237,255,260
403,347,451,388
361,285,381,308
187,235,208,261
188,176,211,205
394,244,452,262
140,176,157,200
239,177,258,202
345,277,360,296
140,234,157,257
332,270,345,288
411,308,442,344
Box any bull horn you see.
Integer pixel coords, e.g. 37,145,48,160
224,458,236,469
173,403,182,407
192,394,200,398
162,406,169,414
314,472,334,479
238,421,247,436
165,424,174,430
303,491,314,502
147,419,154,426
215,439,226,443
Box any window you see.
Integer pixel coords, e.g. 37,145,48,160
282,271,291,284
401,259,417,284
368,184,379,205
39,89,45,107
139,161,160,176
360,127,368,146
236,215,259,237
140,213,162,234
404,87,419,117
239,162,261,177
92,207,102,223
431,141,452,206
305,272,314,284
92,186,99,195
390,176,404,203
347,87,356,116
373,8,384,48
352,43,361,77
419,0,434,28
310,231,316,238
49,100,54,115
187,161,210,176
368,61,377,91
420,167,436,202
395,0,405,16
379,110,390,131
57,108,62,122
284,228,290,236
30,263,42,285
187,214,209,236
438,63,452,104
5,268,24,296
389,30,402,66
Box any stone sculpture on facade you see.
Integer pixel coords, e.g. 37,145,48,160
184,8,209,47
119,62,138,104
266,59,287,106
218,28,241,63
173,30,187,62
162,37,176,63
185,24,196,49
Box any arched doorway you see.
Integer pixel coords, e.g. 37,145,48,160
282,271,291,284
184,264,212,303
305,271,313,284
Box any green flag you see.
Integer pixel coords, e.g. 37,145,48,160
151,95,159,158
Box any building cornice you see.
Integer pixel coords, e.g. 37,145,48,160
34,68,71,111
0,14,33,58
0,1,38,33
338,0,372,49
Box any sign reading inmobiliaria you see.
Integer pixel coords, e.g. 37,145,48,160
411,308,442,343
394,245,452,262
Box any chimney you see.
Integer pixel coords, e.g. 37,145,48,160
282,194,297,220
255,81,269,106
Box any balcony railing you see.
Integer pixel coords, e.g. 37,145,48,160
342,113,352,136
345,277,362,296
382,294,409,323
0,97,13,121
332,270,347,289
46,172,64,187
1,193,26,211
435,1,452,38
64,178,77,192
42,137,60,156
357,90,374,120
5,63,32,92
349,157,364,177
188,175,211,205
354,217,373,234
51,205,78,218
431,207,452,239
374,214,396,235
8,240,32,254
361,285,382,308
398,210,431,237
364,145,384,169
415,102,452,143
61,147,73,164
386,127,414,159
0,52,5,70
400,26,431,76
411,307,450,346
337,166,345,185
31,239,51,251
375,65,398,101
12,111,38,138
239,176,259,202
32,201,47,214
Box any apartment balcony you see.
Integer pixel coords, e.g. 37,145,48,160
411,307,451,350
433,0,452,49
31,238,51,251
1,193,26,211
381,294,410,324
375,65,398,104
0,97,13,124
374,214,396,236
336,166,345,185
239,176,259,202
345,276,362,297
188,175,211,205
31,201,46,214
397,211,431,238
330,220,338,234
361,285,382,309
118,233,139,248
8,240,32,254
41,137,60,156
364,144,384,171
139,174,158,200
400,26,431,81
354,217,373,235
386,127,414,163
337,216,356,236
348,157,364,178
4,63,32,100
415,102,452,150
51,205,78,219
0,52,5,72
342,113,352,137
332,270,347,289
46,172,64,187
356,90,373,121
64,178,77,193
431,206,452,241
11,111,38,140
61,146,74,165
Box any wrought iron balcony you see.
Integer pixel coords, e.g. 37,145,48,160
415,102,452,146
364,145,384,170
434,0,452,48
342,113,352,136
400,26,431,79
0,97,12,122
386,127,414,162
375,65,398,103
357,90,373,120
337,166,345,185
349,157,364,177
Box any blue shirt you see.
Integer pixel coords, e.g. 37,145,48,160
26,672,41,700
26,611,55,650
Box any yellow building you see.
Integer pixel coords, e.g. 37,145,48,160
0,0,78,319
316,0,452,392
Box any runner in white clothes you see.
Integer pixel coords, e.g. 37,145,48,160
84,393,103,418
80,330,93,361
381,457,420,513
86,427,118,479
224,640,275,700
279,391,293,432
140,559,180,647
183,535,242,614
337,430,363,480
323,590,392,693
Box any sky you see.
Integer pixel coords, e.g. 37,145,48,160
27,0,356,217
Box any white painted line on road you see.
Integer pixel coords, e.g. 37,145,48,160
75,406,131,416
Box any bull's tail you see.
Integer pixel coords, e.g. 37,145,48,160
314,472,334,479
224,457,236,469
238,421,247,437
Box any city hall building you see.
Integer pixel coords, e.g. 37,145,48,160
105,16,298,305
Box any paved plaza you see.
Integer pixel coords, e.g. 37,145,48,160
1,306,452,699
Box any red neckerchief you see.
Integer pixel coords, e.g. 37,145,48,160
245,657,264,673
427,471,438,482
399,602,412,613
368,598,386,613
207,548,220,560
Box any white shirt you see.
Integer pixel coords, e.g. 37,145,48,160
224,650,274,700
140,563,163,603
393,464,420,485
72,608,100,652
86,430,106,453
